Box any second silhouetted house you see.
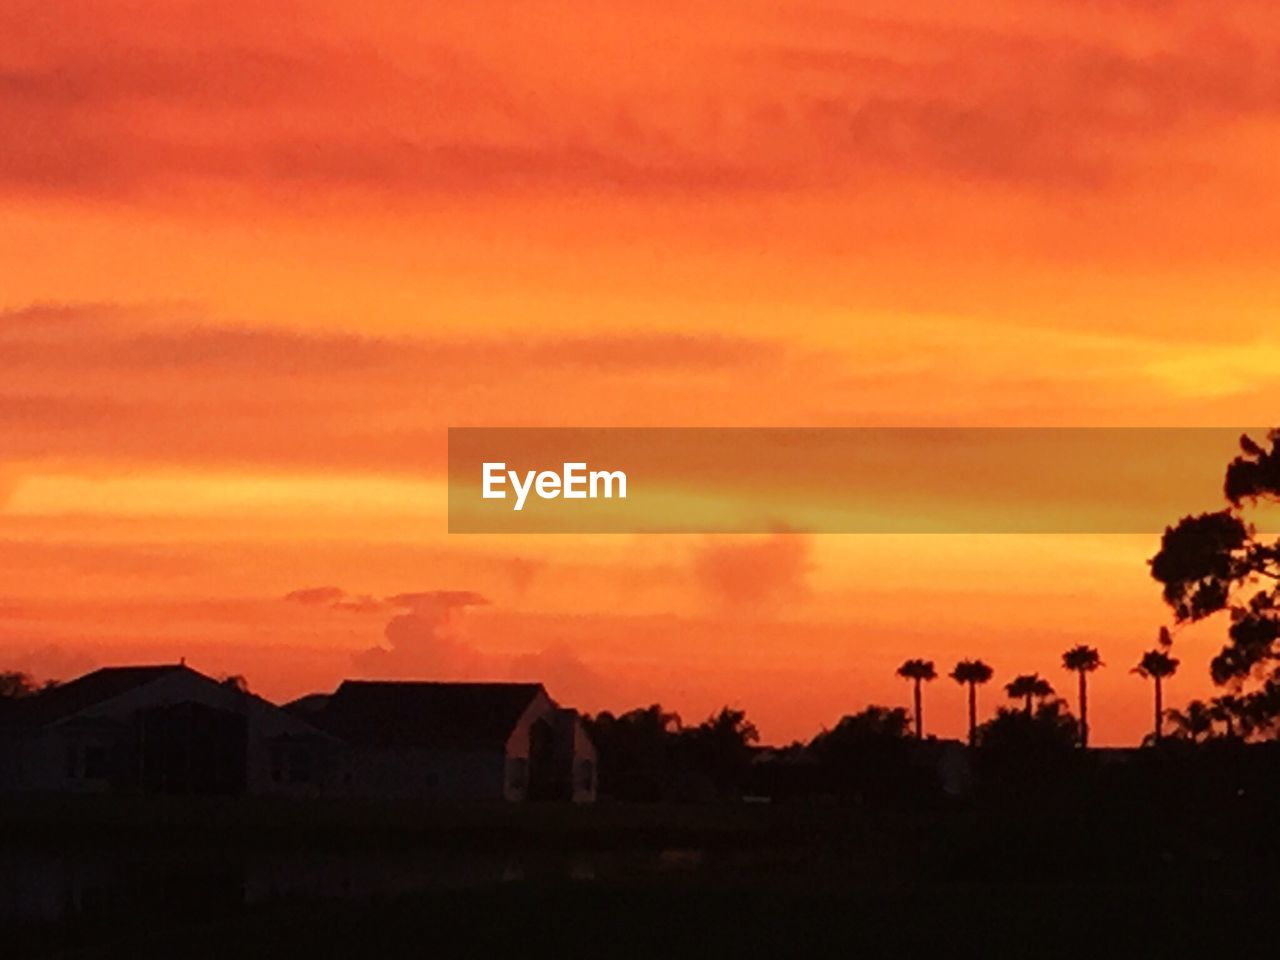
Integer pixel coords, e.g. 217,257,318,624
288,681,596,803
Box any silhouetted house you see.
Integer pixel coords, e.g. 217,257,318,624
0,664,337,796
289,681,596,803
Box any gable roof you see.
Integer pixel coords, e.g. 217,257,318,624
300,681,546,749
8,664,189,726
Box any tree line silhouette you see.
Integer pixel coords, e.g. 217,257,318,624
1149,428,1280,738
891,642,1183,746
585,431,1280,801
3,431,1279,804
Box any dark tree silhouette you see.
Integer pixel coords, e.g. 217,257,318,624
0,670,59,726
808,706,917,802
674,706,760,797
896,659,936,739
586,705,682,800
1005,673,1053,716
978,699,1079,752
1061,645,1102,747
811,705,912,745
975,699,1080,791
1166,699,1214,743
949,659,994,746
587,704,760,800
1151,429,1280,735
1208,694,1246,738
220,674,251,693
0,670,38,699
1134,648,1179,744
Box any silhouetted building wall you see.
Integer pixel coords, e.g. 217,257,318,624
288,681,597,803
0,665,336,796
1,669,597,802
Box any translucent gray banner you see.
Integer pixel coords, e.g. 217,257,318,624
447,428,1277,534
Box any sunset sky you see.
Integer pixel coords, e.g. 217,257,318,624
4,0,1280,744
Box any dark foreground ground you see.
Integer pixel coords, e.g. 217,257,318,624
5,792,1279,958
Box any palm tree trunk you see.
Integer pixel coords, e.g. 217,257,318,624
967,682,977,747
1023,692,1032,716
913,678,923,739
1078,670,1089,748
1153,677,1163,743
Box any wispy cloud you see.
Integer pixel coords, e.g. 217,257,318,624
0,302,794,474
6,1,1280,200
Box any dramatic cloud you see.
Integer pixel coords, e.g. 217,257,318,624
284,586,492,679
4,0,1278,748
285,585,610,703
285,586,491,625
4,301,1260,498
283,586,347,606
285,586,390,614
693,533,813,614
353,590,489,679
507,644,611,708
0,302,810,474
7,1,1280,199
330,594,385,614
502,557,545,597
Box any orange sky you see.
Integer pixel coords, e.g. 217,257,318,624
3,0,1279,744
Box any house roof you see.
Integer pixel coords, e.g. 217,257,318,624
283,693,331,716
6,664,189,727
299,681,546,749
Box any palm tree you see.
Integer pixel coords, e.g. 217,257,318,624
949,659,994,746
1061,645,1102,747
896,659,937,739
1005,673,1054,716
1133,649,1179,743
